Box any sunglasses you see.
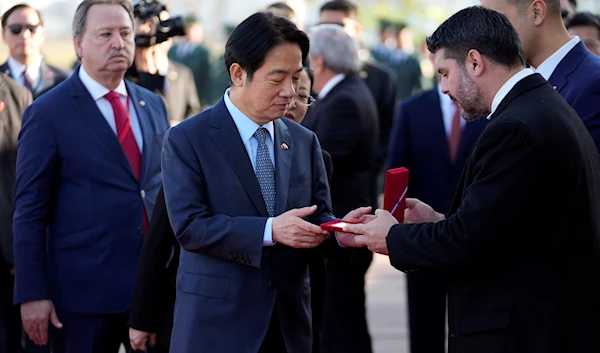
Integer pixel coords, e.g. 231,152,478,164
6,23,40,35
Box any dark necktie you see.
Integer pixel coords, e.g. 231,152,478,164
22,71,33,92
253,127,276,217
448,101,463,163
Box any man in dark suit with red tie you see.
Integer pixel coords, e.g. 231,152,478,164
388,83,486,353
12,1,169,352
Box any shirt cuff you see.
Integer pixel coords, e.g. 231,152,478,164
263,218,275,246
334,232,346,248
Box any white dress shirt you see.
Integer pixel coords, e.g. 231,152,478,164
534,36,580,80
487,68,535,120
318,73,346,99
438,84,466,137
78,66,143,151
224,89,276,246
8,55,43,92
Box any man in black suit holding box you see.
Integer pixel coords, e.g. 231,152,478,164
345,6,600,353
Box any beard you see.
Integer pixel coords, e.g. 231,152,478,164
451,70,489,122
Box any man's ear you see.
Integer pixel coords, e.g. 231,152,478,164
310,55,325,74
229,63,246,87
465,49,485,77
530,0,548,27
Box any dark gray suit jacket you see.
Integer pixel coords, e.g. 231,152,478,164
162,97,338,353
0,73,32,266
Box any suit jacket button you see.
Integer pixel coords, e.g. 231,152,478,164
269,281,276,288
137,227,143,234
140,190,146,198
229,255,235,260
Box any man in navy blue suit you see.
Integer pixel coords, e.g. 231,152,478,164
388,82,487,353
482,0,600,152
162,12,372,353
12,1,169,352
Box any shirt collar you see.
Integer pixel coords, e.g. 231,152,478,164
487,68,535,120
78,65,128,101
8,55,43,80
533,36,580,80
224,88,275,144
318,73,346,99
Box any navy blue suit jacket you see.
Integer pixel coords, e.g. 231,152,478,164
387,88,487,214
548,41,600,153
12,69,169,314
162,98,337,353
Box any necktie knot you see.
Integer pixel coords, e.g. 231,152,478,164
104,91,121,102
253,127,269,144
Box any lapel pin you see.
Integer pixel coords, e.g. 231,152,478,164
140,100,146,107
553,86,557,90
281,143,289,150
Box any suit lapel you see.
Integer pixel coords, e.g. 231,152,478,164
127,81,154,183
489,74,548,121
39,62,56,95
0,62,10,77
274,119,293,215
69,70,138,182
547,42,587,94
209,99,269,217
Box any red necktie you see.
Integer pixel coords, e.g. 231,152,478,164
104,91,148,233
448,101,463,163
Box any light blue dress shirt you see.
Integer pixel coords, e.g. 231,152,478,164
224,89,276,246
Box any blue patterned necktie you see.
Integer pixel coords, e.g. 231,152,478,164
253,127,276,217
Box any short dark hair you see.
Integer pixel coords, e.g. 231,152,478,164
427,6,525,70
319,0,357,17
569,0,577,7
2,4,43,28
224,12,309,81
566,12,600,36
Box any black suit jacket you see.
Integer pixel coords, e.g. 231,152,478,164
360,61,397,166
0,60,69,99
129,185,178,335
302,74,379,217
387,74,600,353
0,73,32,266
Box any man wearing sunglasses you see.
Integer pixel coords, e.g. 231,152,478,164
481,0,600,153
0,4,69,99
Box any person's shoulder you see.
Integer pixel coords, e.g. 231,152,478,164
0,72,27,95
46,63,72,80
401,87,437,107
280,117,316,141
169,60,194,76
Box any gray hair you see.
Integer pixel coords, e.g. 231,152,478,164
308,24,360,75
72,0,134,38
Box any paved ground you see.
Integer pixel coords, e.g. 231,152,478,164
366,253,409,353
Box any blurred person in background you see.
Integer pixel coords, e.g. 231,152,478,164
566,12,600,56
0,73,32,353
318,0,396,212
0,4,69,99
389,23,423,100
12,0,169,352
560,0,577,23
127,0,200,126
264,2,298,25
482,0,600,152
168,14,212,106
302,23,379,353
